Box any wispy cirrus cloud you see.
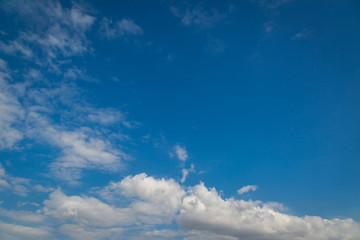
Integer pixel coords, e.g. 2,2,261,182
170,5,226,29
0,0,96,68
0,62,24,150
0,40,34,59
254,0,294,10
170,3,230,54
181,163,195,183
100,17,143,40
0,164,30,196
64,67,97,82
292,30,311,40
0,164,54,196
0,58,132,184
26,107,130,184
237,184,258,195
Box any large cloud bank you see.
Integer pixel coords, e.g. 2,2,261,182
40,173,360,240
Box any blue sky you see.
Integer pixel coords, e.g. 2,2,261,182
0,0,359,239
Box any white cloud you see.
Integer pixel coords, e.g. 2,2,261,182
181,164,195,183
141,229,185,239
43,173,360,240
100,17,143,40
0,220,51,240
2,65,134,185
14,72,132,184
0,208,45,223
58,224,123,240
0,40,34,58
23,68,43,81
0,66,24,150
177,182,360,240
17,202,41,208
117,173,185,223
99,173,185,224
64,67,96,82
174,144,188,161
43,189,134,227
0,0,96,66
0,164,52,196
0,164,31,196
33,184,54,193
0,59,7,71
24,87,131,183
184,230,237,240
45,126,127,184
237,185,258,195
87,108,132,127
44,174,185,238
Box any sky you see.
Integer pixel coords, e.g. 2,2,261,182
0,0,359,239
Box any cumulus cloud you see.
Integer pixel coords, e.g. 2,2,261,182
178,183,360,240
99,173,185,224
43,174,185,232
174,144,188,161
237,185,258,195
100,17,143,40
42,173,360,240
43,190,134,227
117,173,185,223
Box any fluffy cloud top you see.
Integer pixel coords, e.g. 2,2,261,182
178,183,360,240
41,173,360,240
